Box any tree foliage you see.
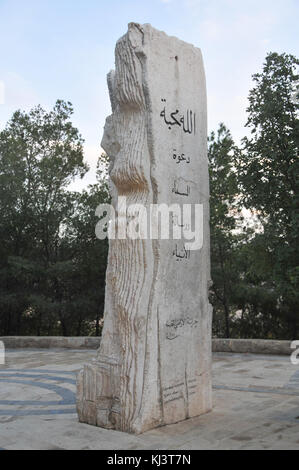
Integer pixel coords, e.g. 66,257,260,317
209,52,299,339
0,51,298,340
0,101,110,336
208,123,240,337
238,52,299,338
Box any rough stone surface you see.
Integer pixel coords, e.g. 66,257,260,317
77,22,212,434
0,349,298,450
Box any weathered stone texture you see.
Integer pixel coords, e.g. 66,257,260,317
77,22,212,434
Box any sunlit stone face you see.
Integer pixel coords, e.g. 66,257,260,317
77,22,212,434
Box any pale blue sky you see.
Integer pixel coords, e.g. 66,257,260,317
0,0,298,188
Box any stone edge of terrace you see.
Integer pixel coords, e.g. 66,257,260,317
0,336,293,355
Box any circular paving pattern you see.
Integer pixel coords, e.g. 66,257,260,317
0,369,77,417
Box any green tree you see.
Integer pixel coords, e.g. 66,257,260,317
59,156,110,336
238,52,299,338
0,100,88,334
208,123,241,337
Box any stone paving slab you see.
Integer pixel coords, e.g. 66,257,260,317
0,349,298,450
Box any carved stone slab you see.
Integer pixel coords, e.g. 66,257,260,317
77,22,212,434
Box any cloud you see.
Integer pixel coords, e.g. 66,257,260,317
68,144,102,192
0,82,5,105
184,0,202,6
1,72,39,108
0,73,41,130
201,19,222,40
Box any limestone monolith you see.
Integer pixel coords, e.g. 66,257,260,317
77,22,213,434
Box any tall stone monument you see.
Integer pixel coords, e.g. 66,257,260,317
77,23,213,434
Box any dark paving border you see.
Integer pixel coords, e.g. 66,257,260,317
0,368,77,416
0,409,76,416
0,369,77,375
0,372,76,385
0,377,75,405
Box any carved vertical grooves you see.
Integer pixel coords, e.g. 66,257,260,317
77,22,212,435
98,23,155,433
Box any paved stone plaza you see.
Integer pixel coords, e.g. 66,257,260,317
0,349,298,450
